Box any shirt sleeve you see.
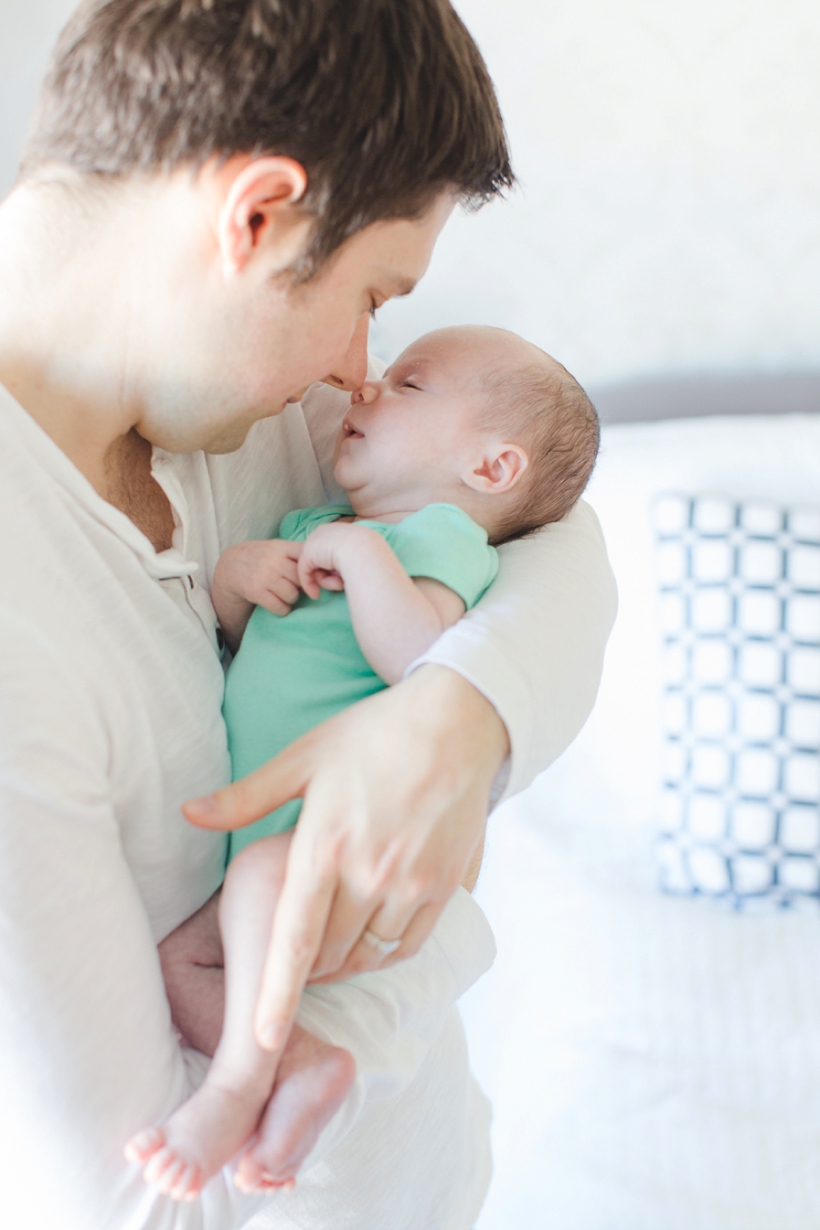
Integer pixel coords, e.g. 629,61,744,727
412,499,619,801
294,887,496,1166
0,614,268,1230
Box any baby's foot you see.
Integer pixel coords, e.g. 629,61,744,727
234,1025,356,1194
125,1075,268,1201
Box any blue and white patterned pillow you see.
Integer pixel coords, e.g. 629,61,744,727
653,494,820,907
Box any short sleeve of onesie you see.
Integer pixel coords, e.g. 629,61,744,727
279,502,498,610
362,503,498,610
278,504,353,541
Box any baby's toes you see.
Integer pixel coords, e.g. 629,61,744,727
233,1164,260,1194
170,1162,203,1202
234,1151,270,1194
143,1143,180,1186
235,1148,296,1194
124,1125,165,1165
156,1156,187,1197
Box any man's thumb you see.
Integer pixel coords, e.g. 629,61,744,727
182,747,307,831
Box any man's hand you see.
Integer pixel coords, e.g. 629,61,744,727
212,539,303,650
182,665,509,1052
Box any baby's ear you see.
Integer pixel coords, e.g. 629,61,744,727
463,443,529,495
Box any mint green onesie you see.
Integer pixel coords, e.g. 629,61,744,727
223,502,499,860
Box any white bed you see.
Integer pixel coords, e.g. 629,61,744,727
462,373,820,1230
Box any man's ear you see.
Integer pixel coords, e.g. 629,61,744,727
216,156,312,278
463,442,529,494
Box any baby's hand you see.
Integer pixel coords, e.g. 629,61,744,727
212,539,303,651
215,539,303,616
297,522,362,599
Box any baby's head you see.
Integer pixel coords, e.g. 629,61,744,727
334,325,598,543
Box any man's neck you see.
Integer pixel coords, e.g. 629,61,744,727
103,429,176,553
0,181,175,552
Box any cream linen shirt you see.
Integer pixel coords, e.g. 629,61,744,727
0,376,616,1230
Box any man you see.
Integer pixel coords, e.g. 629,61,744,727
0,1,617,1226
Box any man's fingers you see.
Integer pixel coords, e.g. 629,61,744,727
376,900,444,966
363,893,428,955
182,745,308,831
277,578,301,605
308,883,373,979
254,868,336,1048
307,899,446,985
257,574,301,615
258,593,292,617
311,887,448,985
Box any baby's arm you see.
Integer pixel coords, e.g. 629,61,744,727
212,539,303,651
297,522,466,684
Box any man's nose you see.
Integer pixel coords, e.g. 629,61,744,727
323,314,370,393
350,379,380,406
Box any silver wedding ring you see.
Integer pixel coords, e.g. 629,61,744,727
362,927,402,957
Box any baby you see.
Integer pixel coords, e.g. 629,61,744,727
125,325,599,1200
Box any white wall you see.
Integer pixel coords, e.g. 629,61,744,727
0,0,75,195
3,0,820,387
373,0,820,386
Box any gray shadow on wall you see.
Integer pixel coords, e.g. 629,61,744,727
589,370,820,425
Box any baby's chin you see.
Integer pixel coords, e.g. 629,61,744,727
331,454,367,492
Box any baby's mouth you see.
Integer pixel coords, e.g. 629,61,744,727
342,418,364,440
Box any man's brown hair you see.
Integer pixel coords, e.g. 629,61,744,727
21,0,513,275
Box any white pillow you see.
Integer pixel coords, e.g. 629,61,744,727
654,492,820,906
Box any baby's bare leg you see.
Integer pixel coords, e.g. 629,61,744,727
127,832,293,1200
235,839,486,1192
234,1024,356,1194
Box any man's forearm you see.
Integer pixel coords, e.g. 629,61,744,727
415,501,618,799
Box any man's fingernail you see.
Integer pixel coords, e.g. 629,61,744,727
184,794,217,817
259,1021,287,1050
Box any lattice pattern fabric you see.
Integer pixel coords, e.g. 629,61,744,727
654,494,820,906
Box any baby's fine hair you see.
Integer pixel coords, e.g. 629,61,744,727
480,351,599,545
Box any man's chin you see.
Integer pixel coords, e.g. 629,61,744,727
203,432,250,455
196,395,296,455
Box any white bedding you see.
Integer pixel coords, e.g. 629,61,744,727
461,412,820,1228
464,795,820,1230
